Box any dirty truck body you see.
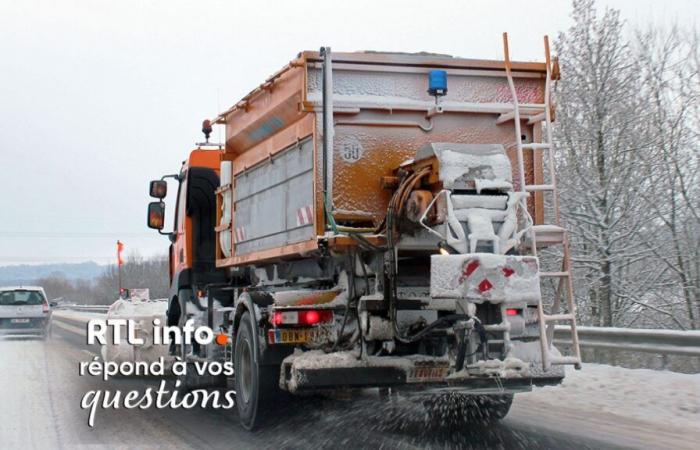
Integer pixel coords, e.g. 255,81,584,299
149,40,581,429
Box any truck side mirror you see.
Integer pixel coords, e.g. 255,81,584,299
147,202,166,230
149,180,168,199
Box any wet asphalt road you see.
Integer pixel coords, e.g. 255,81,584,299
0,324,690,450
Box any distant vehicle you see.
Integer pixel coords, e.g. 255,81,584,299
0,286,54,338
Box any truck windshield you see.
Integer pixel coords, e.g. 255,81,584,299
0,290,45,306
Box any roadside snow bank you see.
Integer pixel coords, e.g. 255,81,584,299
519,363,700,430
101,299,170,366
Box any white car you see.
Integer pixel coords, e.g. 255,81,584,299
0,286,52,338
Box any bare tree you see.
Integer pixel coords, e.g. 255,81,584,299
36,272,77,302
554,0,654,326
34,254,169,305
554,0,699,330
635,26,700,329
93,252,170,304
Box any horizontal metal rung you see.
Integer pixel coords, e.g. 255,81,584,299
496,107,546,125
532,225,565,235
525,184,555,192
495,111,516,125
549,356,581,365
544,313,574,322
521,143,551,150
525,225,565,248
540,271,569,277
527,112,546,124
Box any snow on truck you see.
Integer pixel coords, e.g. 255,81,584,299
146,34,582,429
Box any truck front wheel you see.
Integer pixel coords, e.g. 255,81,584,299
234,312,277,430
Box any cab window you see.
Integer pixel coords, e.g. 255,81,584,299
175,177,188,231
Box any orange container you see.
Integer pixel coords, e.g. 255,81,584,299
214,51,547,268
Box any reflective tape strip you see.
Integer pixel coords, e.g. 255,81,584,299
296,205,314,226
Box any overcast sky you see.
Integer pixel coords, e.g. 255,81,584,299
0,0,697,265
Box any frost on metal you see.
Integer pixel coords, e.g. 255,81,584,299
415,143,528,254
430,253,541,302
447,357,529,380
415,143,512,189
281,349,452,392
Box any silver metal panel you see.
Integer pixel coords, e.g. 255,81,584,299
234,138,315,255
306,65,544,105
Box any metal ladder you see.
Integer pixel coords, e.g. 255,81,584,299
501,33,582,370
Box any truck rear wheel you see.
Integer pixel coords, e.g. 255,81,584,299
234,312,278,430
424,393,513,426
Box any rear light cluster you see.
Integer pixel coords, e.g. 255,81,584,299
461,260,516,294
271,309,333,326
42,302,50,314
505,308,522,316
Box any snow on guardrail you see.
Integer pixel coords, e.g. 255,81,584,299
56,304,111,313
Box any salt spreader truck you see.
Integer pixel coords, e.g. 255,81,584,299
146,34,582,430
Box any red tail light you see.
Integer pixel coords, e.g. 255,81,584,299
299,309,333,325
271,311,285,326
42,302,50,313
505,308,520,316
271,309,333,326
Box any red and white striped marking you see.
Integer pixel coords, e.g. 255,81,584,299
235,227,246,243
296,205,314,227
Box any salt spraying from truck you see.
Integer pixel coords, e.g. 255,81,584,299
146,33,582,430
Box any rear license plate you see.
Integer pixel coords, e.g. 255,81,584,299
11,318,30,324
269,328,326,344
407,365,450,383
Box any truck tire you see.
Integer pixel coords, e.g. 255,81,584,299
234,311,278,430
424,393,513,427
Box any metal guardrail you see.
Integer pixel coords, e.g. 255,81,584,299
553,325,700,357
52,306,700,357
55,304,110,313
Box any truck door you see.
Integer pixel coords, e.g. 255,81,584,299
172,173,189,277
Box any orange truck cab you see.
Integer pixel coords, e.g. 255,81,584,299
148,147,227,332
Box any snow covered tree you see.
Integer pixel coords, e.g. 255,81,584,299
554,0,653,326
554,0,699,329
634,27,700,329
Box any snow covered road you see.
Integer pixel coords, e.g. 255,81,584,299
0,326,698,449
